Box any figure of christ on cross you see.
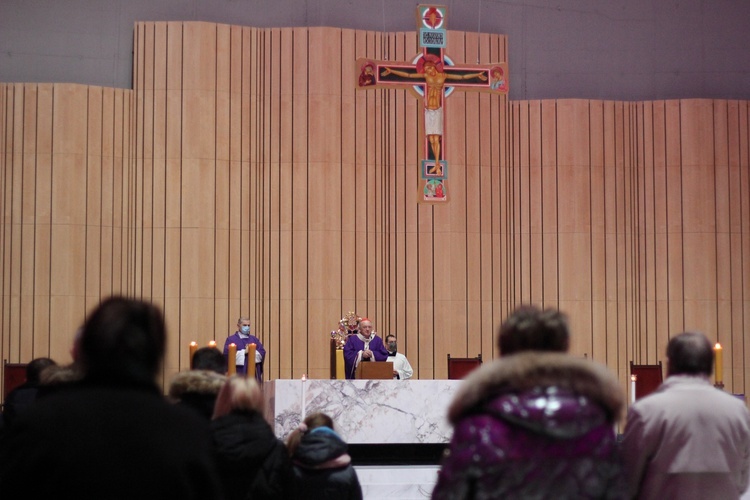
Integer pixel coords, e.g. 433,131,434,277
380,54,487,174
355,4,509,204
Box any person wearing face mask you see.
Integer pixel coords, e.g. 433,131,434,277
385,334,413,380
223,317,266,383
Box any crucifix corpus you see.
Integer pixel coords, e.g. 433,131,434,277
356,4,509,203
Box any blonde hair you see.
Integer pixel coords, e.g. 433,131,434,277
212,375,264,419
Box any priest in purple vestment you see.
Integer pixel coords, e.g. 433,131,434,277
222,317,266,383
343,318,389,379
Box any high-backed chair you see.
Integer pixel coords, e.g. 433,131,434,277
630,361,664,400
447,354,482,380
3,360,28,405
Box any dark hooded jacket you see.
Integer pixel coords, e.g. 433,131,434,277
292,427,362,500
211,410,293,500
432,352,626,499
1,381,42,428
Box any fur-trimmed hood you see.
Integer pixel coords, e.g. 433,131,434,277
448,352,624,428
168,370,226,399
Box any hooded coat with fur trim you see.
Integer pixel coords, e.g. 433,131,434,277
168,370,226,421
432,352,626,500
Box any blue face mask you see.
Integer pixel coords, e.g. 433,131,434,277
240,325,250,334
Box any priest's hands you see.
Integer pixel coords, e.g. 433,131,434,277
362,349,373,359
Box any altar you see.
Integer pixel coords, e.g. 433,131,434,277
263,379,463,444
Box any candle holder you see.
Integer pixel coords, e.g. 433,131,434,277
714,381,725,390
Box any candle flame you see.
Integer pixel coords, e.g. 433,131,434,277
630,374,637,381
714,343,722,349
301,374,307,381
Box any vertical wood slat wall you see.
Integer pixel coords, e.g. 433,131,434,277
0,83,133,375
1,22,749,396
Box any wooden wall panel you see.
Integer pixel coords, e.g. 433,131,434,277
1,83,132,384
2,21,750,400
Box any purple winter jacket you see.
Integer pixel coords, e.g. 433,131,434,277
432,352,626,499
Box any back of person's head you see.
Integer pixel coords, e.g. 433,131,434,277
498,305,569,356
667,331,713,377
25,357,57,384
192,347,225,373
212,375,263,419
77,296,166,385
286,412,336,457
303,412,334,431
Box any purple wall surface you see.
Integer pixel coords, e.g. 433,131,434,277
0,0,749,101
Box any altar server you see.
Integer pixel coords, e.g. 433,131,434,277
385,334,413,380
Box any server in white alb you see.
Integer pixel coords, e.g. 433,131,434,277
385,334,413,380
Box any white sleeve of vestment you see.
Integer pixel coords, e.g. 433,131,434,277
235,350,246,365
399,355,414,380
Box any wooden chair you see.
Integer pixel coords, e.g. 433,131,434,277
3,360,28,405
630,361,663,400
447,354,482,380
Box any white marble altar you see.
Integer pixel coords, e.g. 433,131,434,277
263,379,463,443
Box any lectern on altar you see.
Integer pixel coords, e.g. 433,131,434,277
355,361,393,380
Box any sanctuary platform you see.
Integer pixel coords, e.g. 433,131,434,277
263,379,462,444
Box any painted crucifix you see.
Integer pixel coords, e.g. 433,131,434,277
355,5,509,203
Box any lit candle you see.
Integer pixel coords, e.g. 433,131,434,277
630,374,637,404
714,343,723,385
189,341,198,368
227,343,237,376
247,343,257,372
301,373,307,421
208,340,217,348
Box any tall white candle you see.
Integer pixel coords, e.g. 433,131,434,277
301,374,307,422
630,374,637,404
714,343,723,385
